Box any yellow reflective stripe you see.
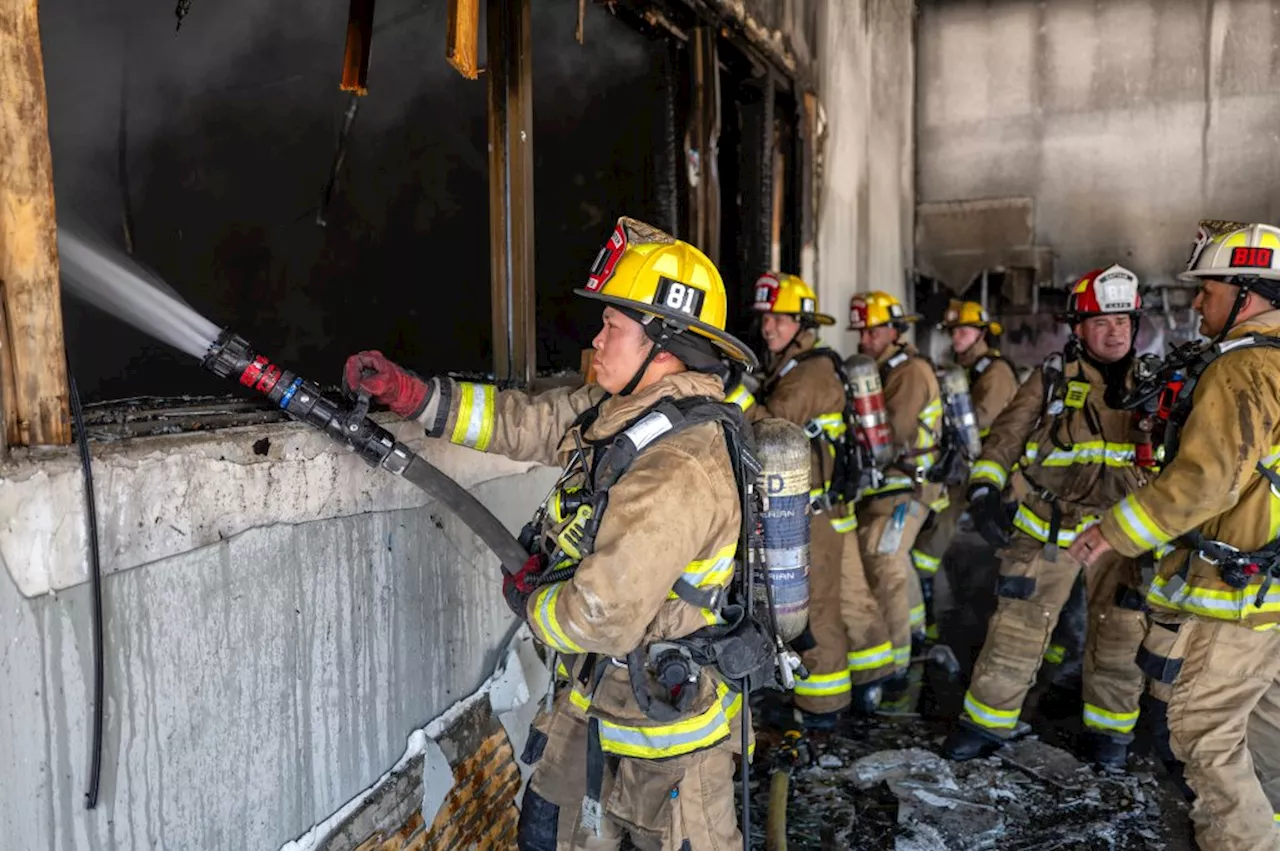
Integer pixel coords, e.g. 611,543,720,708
529,583,585,653
595,682,737,759
830,513,859,534
569,684,591,711
1147,574,1280,622
848,642,894,671
450,382,497,451
1110,494,1170,551
1274,813,1280,824
1013,504,1098,547
1043,643,1066,664
667,544,736,625
909,604,926,629
893,645,911,667
920,398,943,429
807,412,846,440
929,493,952,512
794,669,852,697
1082,703,1139,734
1039,440,1136,468
970,460,1008,489
979,426,992,439
925,623,940,640
678,544,737,588
912,549,941,574
1023,442,1039,463
963,691,1020,730
556,660,571,678
725,384,755,412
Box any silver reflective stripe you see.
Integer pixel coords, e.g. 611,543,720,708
463,383,492,447
623,412,674,452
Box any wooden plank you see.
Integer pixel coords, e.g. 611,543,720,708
0,0,70,447
340,0,376,94
446,0,481,80
486,0,536,385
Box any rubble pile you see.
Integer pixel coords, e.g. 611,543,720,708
745,716,1191,851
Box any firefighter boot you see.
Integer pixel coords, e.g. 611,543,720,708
942,723,1005,761
1079,730,1130,771
798,709,845,733
851,681,883,715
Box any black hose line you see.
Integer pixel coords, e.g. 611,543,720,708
69,374,105,810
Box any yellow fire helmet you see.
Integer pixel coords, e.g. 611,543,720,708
576,217,757,371
847,290,920,330
939,299,1003,336
751,272,836,326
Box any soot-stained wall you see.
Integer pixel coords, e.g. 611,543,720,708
917,0,1280,286
43,0,666,401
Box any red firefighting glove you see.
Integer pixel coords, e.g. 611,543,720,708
502,553,545,619
342,350,431,419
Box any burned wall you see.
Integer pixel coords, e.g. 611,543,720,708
917,0,1280,288
43,0,667,401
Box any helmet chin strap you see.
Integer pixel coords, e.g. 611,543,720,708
619,342,663,397
1214,277,1258,344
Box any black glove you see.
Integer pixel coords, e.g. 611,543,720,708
967,484,1013,549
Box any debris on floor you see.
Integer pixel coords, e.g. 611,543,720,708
744,711,1192,851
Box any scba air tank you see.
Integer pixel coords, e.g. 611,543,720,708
751,418,811,642
842,354,895,468
939,365,982,460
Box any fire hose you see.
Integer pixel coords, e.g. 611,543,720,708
201,330,528,576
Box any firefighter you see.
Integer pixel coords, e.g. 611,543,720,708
912,300,1020,637
1070,222,1280,850
726,272,857,728
844,291,943,710
344,217,757,850
942,265,1150,769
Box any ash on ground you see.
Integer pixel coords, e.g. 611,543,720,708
743,711,1191,851
738,528,1193,850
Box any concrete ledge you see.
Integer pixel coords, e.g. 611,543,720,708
0,415,547,598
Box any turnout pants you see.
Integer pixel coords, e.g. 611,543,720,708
793,515,854,714
1142,617,1280,850
843,495,928,685
518,701,741,851
960,532,1145,739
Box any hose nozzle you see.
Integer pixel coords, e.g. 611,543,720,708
201,329,411,474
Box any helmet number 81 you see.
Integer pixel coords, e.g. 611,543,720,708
659,279,704,317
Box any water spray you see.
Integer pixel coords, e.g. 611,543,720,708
58,227,528,576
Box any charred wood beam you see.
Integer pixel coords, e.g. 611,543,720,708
447,0,481,80
612,0,803,85
340,0,375,94
486,0,536,385
684,25,721,265
653,40,682,237
737,74,775,309
0,0,71,448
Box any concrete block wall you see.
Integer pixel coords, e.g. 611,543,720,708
0,418,559,850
